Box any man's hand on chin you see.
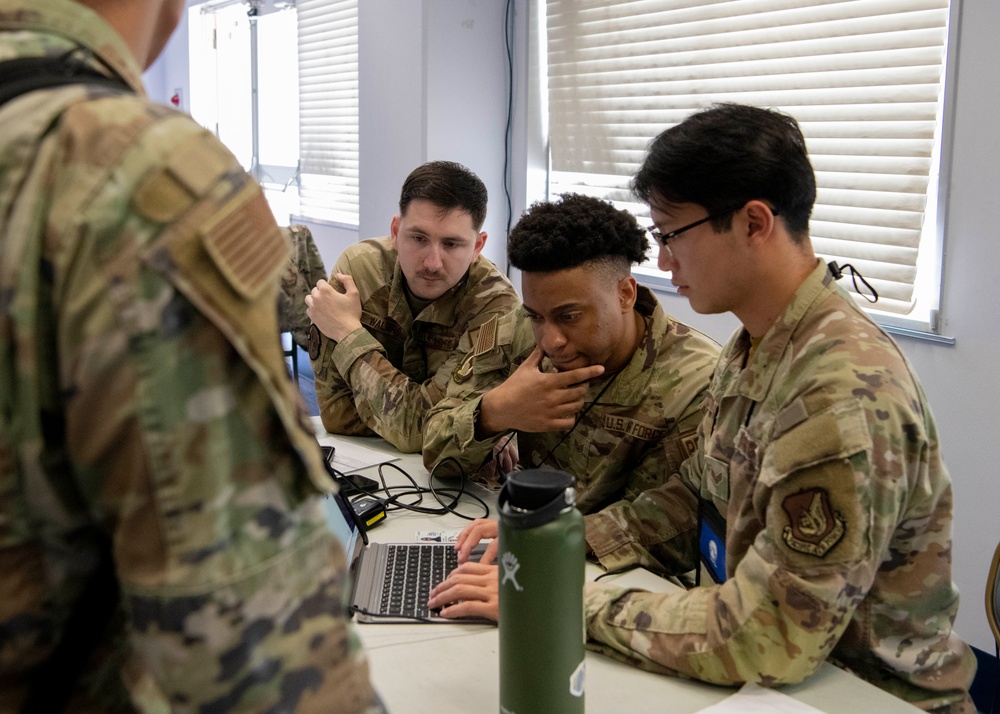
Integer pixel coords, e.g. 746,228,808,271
478,346,605,435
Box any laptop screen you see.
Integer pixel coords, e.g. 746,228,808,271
323,491,362,556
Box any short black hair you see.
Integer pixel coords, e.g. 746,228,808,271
632,103,816,240
399,161,488,230
507,193,649,273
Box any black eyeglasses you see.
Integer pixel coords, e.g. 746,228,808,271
648,204,777,259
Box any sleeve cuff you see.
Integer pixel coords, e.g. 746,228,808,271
584,507,644,571
331,326,382,378
457,398,501,455
584,581,632,631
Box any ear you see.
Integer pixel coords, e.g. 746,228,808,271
473,231,487,259
390,215,401,250
742,200,778,248
618,275,638,312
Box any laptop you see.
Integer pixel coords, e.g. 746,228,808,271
323,487,490,624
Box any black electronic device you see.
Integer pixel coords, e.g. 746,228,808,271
351,495,387,530
320,445,380,496
338,473,381,498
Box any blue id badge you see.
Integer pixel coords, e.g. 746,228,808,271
698,500,727,585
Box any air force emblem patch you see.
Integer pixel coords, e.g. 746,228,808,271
781,488,846,557
308,323,321,361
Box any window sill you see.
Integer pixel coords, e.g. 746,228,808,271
289,213,359,231
633,267,956,346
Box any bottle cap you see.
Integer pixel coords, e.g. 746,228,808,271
499,469,575,529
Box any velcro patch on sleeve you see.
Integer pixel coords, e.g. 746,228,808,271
199,183,288,301
762,400,871,568
766,458,869,568
133,169,196,223
133,129,239,224
766,400,870,485
474,315,499,356
167,130,233,197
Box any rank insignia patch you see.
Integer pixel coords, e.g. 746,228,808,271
681,433,699,460
781,488,846,557
453,354,474,384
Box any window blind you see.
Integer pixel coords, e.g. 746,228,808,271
298,0,359,224
547,0,950,314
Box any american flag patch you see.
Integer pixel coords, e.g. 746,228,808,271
474,316,498,356
201,186,287,300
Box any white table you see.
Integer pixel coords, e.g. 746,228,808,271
315,425,920,714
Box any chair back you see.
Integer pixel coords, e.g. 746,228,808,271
989,541,1000,651
988,541,1000,714
278,224,327,351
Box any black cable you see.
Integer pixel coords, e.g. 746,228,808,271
536,366,622,466
503,0,515,241
352,605,436,624
329,459,490,522
483,429,518,486
828,260,879,303
593,565,642,582
351,603,493,625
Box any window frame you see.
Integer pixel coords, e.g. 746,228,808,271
186,0,359,228
535,0,961,340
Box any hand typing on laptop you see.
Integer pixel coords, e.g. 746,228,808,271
455,519,499,564
427,518,500,621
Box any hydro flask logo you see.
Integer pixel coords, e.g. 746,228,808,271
500,551,523,591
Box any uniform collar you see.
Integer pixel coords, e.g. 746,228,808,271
0,0,147,96
388,256,479,328
586,285,664,408
726,259,833,402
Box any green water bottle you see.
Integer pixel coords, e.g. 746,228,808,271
498,468,585,714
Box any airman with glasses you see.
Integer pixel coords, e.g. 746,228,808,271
585,102,976,714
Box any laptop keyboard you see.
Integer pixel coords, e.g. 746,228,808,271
380,544,459,619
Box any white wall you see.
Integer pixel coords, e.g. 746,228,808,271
359,0,515,269
150,0,999,652
907,0,1000,653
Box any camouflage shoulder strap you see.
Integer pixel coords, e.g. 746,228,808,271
0,55,132,108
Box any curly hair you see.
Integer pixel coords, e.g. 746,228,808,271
507,193,649,273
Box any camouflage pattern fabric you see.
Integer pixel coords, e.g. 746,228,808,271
423,287,720,571
278,224,326,350
309,236,518,453
0,1,381,711
585,261,976,713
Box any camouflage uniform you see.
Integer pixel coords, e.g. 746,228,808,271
0,1,381,711
585,261,976,713
278,224,327,350
309,236,518,453
423,286,720,570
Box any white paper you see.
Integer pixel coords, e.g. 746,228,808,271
316,434,397,472
415,530,463,543
695,682,827,714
